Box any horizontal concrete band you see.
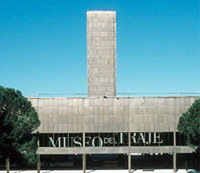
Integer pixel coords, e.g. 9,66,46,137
38,146,194,155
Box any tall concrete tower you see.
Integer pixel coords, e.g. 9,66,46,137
87,11,116,97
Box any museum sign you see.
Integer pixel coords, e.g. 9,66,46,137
38,132,188,147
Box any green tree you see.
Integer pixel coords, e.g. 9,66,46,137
0,86,40,172
177,99,200,151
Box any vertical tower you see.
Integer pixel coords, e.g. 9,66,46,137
87,11,116,97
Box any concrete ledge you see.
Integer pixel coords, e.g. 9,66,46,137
38,146,194,155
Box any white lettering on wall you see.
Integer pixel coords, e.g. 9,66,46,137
137,133,145,144
47,132,164,148
49,137,61,147
119,133,124,144
73,136,82,147
92,137,103,147
132,133,137,143
153,132,163,144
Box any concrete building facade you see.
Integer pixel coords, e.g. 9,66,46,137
87,11,116,97
30,96,197,154
26,11,199,172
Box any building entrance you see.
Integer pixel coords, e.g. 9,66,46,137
0,153,198,170
39,154,198,170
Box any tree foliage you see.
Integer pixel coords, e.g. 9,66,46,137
178,99,200,152
0,86,40,165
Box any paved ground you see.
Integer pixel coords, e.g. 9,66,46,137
0,170,195,173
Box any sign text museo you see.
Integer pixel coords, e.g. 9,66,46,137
39,132,174,147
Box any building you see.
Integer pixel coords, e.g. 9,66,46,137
27,11,199,172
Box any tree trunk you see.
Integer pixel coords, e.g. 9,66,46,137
6,156,9,173
37,158,40,173
198,151,200,171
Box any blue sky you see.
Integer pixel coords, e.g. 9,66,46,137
0,0,199,96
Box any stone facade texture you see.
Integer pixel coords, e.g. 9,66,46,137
87,11,116,97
